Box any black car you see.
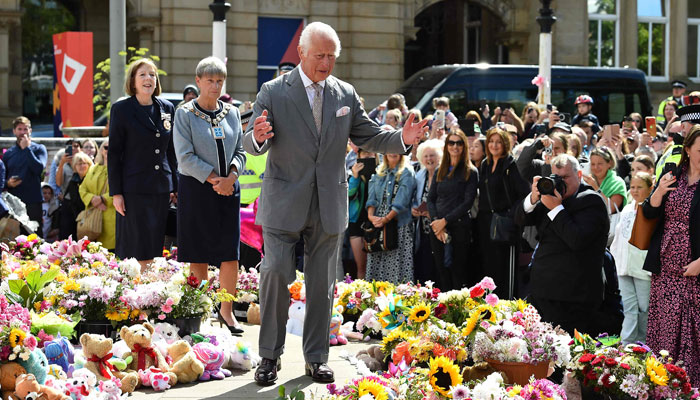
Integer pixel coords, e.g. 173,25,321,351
397,64,653,126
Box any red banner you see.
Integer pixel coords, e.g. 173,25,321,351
53,32,93,134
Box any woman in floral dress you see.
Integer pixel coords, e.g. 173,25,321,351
644,125,700,386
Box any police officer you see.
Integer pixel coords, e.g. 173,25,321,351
655,101,700,180
656,80,687,123
238,109,267,206
108,58,178,272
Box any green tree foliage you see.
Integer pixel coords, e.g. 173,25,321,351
637,23,665,76
21,0,76,78
93,47,167,114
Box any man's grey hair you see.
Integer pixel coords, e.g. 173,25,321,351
196,56,227,79
551,154,581,173
299,22,341,58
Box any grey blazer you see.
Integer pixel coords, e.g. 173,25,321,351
174,101,246,183
243,67,407,234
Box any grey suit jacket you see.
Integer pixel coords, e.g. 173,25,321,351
243,67,407,234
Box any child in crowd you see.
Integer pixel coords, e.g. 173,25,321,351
41,183,59,242
571,94,600,128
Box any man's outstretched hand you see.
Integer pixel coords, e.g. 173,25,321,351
401,113,429,147
253,110,274,145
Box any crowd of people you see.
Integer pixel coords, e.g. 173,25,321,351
0,21,698,386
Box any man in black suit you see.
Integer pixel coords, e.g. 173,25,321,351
515,154,609,335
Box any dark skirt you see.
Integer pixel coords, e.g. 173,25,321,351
177,174,240,265
115,192,169,260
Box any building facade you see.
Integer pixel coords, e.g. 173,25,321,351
0,0,697,129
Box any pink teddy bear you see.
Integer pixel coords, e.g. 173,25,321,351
137,367,171,391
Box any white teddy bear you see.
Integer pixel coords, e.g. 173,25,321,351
286,300,305,336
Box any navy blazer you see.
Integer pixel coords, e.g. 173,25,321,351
108,96,178,195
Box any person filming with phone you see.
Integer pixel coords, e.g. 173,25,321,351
515,154,609,335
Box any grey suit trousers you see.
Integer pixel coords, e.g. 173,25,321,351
258,189,341,363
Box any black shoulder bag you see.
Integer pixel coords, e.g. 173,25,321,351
362,175,400,252
484,165,518,244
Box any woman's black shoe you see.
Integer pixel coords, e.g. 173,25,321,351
214,305,244,335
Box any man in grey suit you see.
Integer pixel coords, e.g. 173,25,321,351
244,22,427,385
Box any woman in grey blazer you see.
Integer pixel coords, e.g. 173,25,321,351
173,57,246,334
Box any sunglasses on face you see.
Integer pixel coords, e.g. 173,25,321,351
447,140,464,147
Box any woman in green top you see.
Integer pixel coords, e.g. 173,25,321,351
584,146,628,213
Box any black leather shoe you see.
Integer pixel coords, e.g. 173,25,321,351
216,314,244,335
255,358,281,386
305,362,334,383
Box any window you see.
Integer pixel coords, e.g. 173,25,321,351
439,90,468,119
588,0,619,67
689,1,700,81
637,0,669,80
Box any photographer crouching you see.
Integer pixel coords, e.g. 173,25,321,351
515,154,610,336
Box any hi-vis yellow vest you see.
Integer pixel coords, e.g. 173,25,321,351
239,152,267,205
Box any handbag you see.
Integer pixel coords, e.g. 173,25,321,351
607,199,621,247
484,168,517,244
76,177,108,241
628,202,658,250
362,176,400,253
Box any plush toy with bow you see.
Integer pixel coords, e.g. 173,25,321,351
137,367,171,391
97,377,127,400
119,323,177,388
79,334,139,393
329,306,348,346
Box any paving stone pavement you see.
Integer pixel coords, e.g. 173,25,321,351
130,321,373,399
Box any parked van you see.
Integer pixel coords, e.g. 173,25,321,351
397,64,653,126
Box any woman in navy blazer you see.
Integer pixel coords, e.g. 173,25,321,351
108,58,177,270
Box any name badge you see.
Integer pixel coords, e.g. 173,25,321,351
212,126,224,139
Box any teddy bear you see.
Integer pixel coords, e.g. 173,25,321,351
329,307,348,346
79,334,139,394
13,373,70,400
166,340,204,384
65,375,92,399
14,374,71,400
119,323,178,387
461,361,507,383
71,369,96,390
286,300,305,336
246,303,261,325
356,345,385,372
191,342,231,381
1,362,26,400
17,348,49,385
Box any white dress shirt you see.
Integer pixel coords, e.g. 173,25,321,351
523,194,565,220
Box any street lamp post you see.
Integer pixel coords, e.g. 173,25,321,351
209,0,230,94
536,0,556,106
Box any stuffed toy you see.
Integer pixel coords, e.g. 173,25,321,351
119,323,177,387
46,365,67,381
43,376,69,398
329,307,348,346
17,349,49,385
226,340,261,371
97,377,126,400
461,361,506,383
246,303,261,325
71,369,96,391
79,334,138,394
137,367,171,391
109,341,130,360
286,300,305,337
152,322,181,345
43,341,72,378
355,345,384,372
1,362,26,400
106,355,132,372
191,342,231,381
562,370,583,400
13,373,70,400
166,340,204,384
65,375,92,399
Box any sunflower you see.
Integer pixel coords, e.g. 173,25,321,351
9,328,27,348
377,308,392,328
428,356,462,398
646,356,669,386
477,304,497,322
357,378,388,400
461,310,480,338
373,281,393,296
409,303,431,324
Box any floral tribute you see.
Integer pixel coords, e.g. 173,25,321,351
0,294,36,361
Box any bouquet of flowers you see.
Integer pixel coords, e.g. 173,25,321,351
235,266,259,303
0,294,38,361
5,233,43,260
434,277,498,326
567,331,699,399
335,277,375,316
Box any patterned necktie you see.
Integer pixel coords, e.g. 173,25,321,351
311,83,323,134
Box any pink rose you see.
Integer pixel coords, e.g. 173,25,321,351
485,293,499,307
158,314,166,320
479,277,496,291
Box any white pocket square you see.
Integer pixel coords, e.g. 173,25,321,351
336,106,350,117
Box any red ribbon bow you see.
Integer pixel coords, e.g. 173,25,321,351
87,352,116,379
133,343,158,371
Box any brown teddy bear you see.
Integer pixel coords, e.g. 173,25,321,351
13,373,70,400
119,322,178,387
246,303,260,325
1,362,26,400
80,333,139,393
461,361,507,383
356,345,385,372
167,340,205,384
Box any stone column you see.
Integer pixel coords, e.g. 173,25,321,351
0,19,10,113
618,0,637,68
109,0,126,107
0,10,21,127
668,0,688,79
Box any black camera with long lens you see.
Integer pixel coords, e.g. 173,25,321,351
537,174,567,196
